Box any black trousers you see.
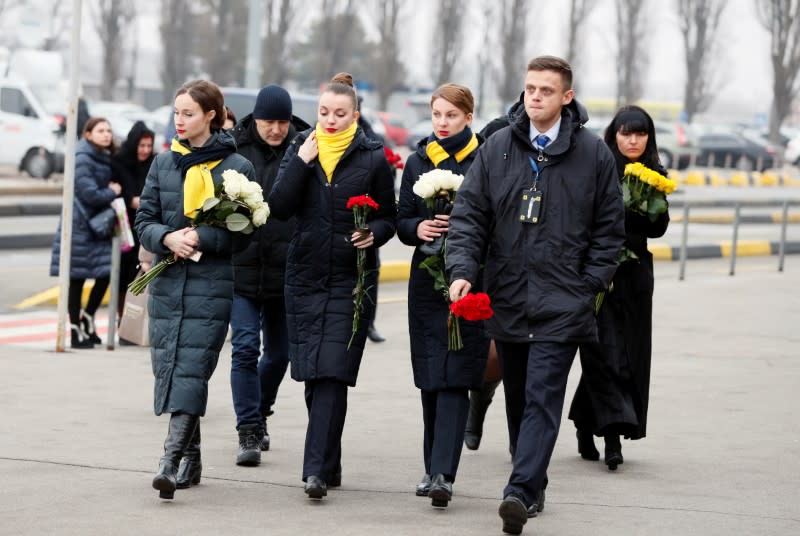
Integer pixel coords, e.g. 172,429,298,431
302,379,347,482
496,340,577,506
68,277,109,325
420,388,469,482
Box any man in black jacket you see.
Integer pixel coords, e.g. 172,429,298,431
447,56,625,535
229,85,310,466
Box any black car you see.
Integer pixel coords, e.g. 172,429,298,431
695,132,780,171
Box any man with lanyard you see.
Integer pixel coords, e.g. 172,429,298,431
446,56,625,534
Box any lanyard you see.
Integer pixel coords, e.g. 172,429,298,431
528,156,541,190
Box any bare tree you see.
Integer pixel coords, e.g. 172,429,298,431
368,0,404,110
197,0,248,86
160,0,194,101
676,0,726,123
262,0,296,85
614,0,648,106
497,0,526,106
756,0,800,143
38,0,71,51
565,0,598,86
475,3,495,117
313,0,357,82
91,0,136,100
432,0,463,85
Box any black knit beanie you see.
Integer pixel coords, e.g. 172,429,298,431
253,85,292,120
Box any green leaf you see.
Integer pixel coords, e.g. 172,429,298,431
225,212,251,232
202,197,221,212
622,182,632,206
647,195,667,221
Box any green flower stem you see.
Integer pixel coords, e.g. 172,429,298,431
127,255,177,295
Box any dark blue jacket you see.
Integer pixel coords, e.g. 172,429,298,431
50,138,117,279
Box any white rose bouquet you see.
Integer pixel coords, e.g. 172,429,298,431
412,168,464,256
128,169,269,295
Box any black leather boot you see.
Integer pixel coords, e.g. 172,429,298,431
70,323,94,349
260,417,270,451
604,434,624,471
236,423,261,466
577,428,600,461
152,413,199,499
428,473,453,508
176,421,202,489
464,380,501,450
80,310,102,345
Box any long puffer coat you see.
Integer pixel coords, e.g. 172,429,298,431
50,138,118,279
397,136,489,391
268,127,397,386
135,131,256,416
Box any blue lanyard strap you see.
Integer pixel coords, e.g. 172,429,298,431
528,156,540,188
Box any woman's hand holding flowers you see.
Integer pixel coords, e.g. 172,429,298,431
417,214,449,242
350,230,374,249
298,131,318,163
164,227,199,259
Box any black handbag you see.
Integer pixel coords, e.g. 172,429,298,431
75,200,117,239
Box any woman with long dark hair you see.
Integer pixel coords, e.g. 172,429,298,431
396,83,488,508
568,105,670,470
136,79,256,500
269,72,396,500
50,117,122,348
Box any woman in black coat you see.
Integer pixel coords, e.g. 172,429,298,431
114,121,155,322
136,80,256,500
396,83,488,507
568,105,670,470
50,117,122,348
268,73,396,500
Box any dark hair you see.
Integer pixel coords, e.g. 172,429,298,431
527,55,573,90
324,72,358,110
83,116,117,154
603,105,661,169
175,79,225,131
430,83,474,115
224,105,237,125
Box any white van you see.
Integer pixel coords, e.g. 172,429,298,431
0,77,64,178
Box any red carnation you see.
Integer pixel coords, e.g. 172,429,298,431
450,292,494,321
346,195,380,211
384,146,405,170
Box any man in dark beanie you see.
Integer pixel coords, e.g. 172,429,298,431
222,85,310,469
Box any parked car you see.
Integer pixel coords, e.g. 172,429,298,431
0,77,64,178
88,100,166,150
695,132,779,171
375,111,409,147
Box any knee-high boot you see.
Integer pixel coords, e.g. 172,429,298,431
464,380,501,450
152,413,199,499
176,421,202,489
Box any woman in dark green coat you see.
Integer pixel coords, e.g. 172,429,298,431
136,80,256,500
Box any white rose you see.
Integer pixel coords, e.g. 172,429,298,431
222,169,246,198
413,178,436,199
252,202,270,227
241,181,264,207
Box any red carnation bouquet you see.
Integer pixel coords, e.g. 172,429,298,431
448,292,494,350
384,146,405,170
346,194,380,349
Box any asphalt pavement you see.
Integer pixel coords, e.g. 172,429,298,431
0,257,798,535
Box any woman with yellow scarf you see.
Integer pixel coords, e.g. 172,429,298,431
136,79,256,500
269,72,397,500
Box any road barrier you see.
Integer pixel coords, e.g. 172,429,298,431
668,169,800,187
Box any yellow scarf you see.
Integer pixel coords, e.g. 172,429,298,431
425,133,479,167
171,138,223,217
316,121,357,183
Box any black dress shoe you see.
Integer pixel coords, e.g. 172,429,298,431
604,434,624,470
328,468,342,488
577,429,600,461
428,473,453,508
498,494,528,535
415,474,431,496
366,324,385,343
527,488,545,517
304,475,327,499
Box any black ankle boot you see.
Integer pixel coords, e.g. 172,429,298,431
464,380,500,450
70,323,94,349
176,422,202,489
80,310,102,345
604,434,624,471
152,413,199,499
577,429,600,461
236,423,261,466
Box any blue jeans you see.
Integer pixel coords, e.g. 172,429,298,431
230,294,290,430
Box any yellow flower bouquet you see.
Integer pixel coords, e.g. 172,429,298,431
622,162,677,222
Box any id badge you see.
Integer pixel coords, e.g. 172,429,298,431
518,188,543,224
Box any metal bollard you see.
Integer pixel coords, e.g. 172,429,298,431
729,203,740,276
679,204,690,281
778,200,789,272
107,234,120,350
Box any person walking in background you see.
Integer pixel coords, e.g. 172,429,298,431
568,105,670,470
268,73,397,501
50,117,122,348
228,85,310,467
223,106,237,130
446,56,625,534
397,83,488,508
114,120,155,334
136,79,256,500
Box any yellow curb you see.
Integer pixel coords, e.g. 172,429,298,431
729,172,749,186
14,283,110,309
685,171,706,186
719,241,772,257
648,243,673,260
379,261,411,283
